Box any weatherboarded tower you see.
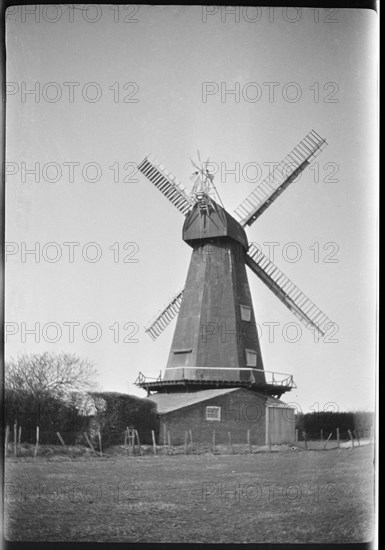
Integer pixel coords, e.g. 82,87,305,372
164,201,265,385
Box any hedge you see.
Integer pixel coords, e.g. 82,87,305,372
4,389,158,447
295,411,374,440
88,392,159,447
4,388,90,444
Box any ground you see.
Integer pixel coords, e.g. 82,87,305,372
5,444,375,543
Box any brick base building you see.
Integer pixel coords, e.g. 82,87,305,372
148,388,295,446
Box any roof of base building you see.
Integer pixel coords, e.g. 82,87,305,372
147,388,290,415
265,396,294,408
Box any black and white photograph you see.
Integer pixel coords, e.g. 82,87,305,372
3,2,378,546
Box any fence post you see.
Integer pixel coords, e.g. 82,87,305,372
152,430,157,455
247,429,251,453
348,429,354,449
167,431,171,455
212,430,216,454
127,427,133,456
131,429,136,455
135,430,143,456
5,425,10,458
228,431,233,454
353,430,360,446
295,429,298,444
18,426,22,455
14,421,17,457
320,429,323,444
337,427,340,448
189,429,193,446
163,425,167,454
34,426,39,458
98,429,103,457
303,431,308,450
184,431,188,454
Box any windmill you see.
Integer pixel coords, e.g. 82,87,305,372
135,130,333,398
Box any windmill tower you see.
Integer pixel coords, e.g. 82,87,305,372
135,130,333,399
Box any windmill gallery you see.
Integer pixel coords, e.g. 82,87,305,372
134,130,333,448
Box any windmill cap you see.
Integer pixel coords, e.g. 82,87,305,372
183,200,248,250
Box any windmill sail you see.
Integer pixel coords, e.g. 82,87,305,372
234,130,327,227
138,156,193,215
145,288,184,340
246,243,333,336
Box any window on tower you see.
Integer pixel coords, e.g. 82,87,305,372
245,349,258,367
206,406,221,421
240,305,251,322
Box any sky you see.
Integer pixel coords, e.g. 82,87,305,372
5,5,378,413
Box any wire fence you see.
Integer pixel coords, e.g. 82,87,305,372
5,424,374,459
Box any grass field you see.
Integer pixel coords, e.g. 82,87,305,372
5,444,375,543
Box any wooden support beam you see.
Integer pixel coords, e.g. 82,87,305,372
323,432,332,450
56,432,66,448
84,432,97,455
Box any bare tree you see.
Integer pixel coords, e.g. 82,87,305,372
5,352,98,399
